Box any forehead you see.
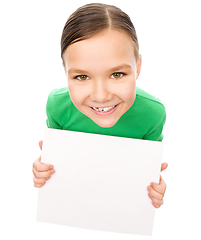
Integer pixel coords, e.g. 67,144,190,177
63,29,136,72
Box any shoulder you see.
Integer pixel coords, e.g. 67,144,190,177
135,87,166,118
136,87,164,108
46,87,72,128
133,87,166,141
47,87,70,99
47,87,71,109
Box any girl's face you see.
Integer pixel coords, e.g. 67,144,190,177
63,29,142,128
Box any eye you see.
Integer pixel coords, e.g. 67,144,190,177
110,72,124,79
75,75,89,81
76,75,89,80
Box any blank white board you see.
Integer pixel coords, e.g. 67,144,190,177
37,128,164,236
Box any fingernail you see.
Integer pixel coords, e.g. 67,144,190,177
51,170,55,174
147,186,151,190
150,182,154,187
46,176,50,180
49,166,53,170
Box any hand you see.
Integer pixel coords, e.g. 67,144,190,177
147,162,168,208
32,140,55,188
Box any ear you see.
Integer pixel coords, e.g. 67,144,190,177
136,54,142,80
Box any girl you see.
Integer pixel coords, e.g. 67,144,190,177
33,3,168,208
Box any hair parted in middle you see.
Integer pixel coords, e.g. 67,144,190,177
61,3,140,64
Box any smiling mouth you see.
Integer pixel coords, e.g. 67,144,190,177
91,105,117,112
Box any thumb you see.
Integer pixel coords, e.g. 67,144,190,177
161,162,168,172
39,140,43,150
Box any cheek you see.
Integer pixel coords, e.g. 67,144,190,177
119,81,136,104
68,84,81,107
68,82,89,109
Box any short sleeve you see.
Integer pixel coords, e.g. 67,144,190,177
141,98,166,142
46,91,62,129
143,114,166,142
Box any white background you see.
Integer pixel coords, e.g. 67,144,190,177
0,0,200,239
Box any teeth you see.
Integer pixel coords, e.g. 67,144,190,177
92,105,116,112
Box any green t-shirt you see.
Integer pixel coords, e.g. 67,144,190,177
46,87,166,141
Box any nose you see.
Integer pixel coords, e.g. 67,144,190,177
90,79,112,103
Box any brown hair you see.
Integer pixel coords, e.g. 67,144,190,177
61,3,140,63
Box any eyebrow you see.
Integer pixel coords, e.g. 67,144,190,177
67,64,132,74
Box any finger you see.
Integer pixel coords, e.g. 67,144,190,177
161,162,168,172
159,175,167,192
32,167,54,179
152,202,160,208
33,156,53,172
34,182,46,188
148,194,164,208
149,181,166,195
32,156,42,171
33,176,50,184
147,185,164,200
39,140,43,150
